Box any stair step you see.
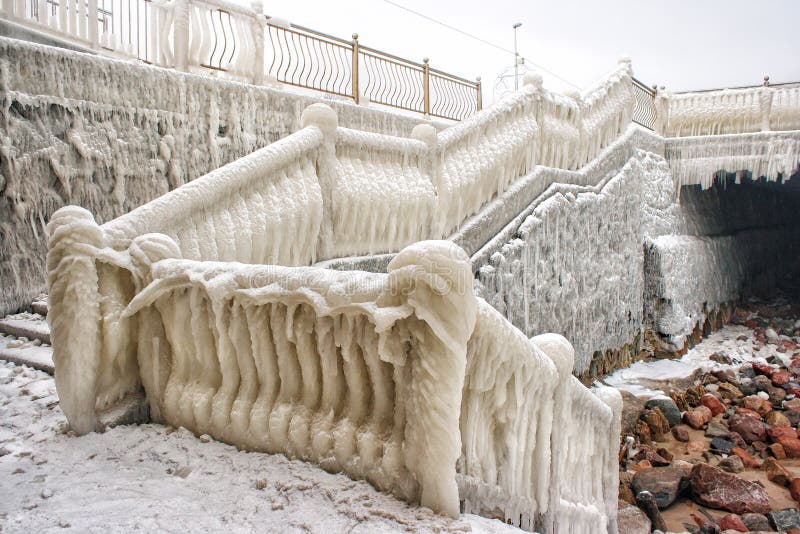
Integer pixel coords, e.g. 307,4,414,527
0,316,51,345
0,342,54,374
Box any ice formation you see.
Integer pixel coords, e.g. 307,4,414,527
45,225,621,530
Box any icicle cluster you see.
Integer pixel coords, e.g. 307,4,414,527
666,131,800,189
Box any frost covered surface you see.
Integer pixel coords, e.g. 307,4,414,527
666,130,800,189
658,84,800,137
473,149,675,375
0,36,437,315
0,361,518,534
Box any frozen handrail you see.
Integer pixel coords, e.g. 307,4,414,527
46,226,621,531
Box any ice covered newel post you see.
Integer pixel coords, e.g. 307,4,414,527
46,207,105,435
386,241,478,517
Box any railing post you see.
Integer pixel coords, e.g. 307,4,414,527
351,33,359,104
423,57,430,116
87,0,98,49
760,75,773,132
476,76,482,112
250,1,266,85
173,0,190,71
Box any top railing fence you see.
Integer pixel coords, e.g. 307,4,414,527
1,0,482,121
631,76,656,130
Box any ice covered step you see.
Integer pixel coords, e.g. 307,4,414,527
0,313,51,345
0,334,54,374
31,295,48,317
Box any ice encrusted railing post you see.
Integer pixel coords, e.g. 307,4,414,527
302,103,339,260
534,334,622,534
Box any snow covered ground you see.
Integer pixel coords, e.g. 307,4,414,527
0,361,517,534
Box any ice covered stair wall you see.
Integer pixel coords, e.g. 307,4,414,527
45,221,622,532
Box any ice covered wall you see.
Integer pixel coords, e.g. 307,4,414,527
472,133,675,378
0,36,434,315
644,176,800,352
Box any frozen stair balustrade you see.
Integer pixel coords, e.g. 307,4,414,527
46,226,622,530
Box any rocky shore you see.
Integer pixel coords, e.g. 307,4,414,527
616,296,800,533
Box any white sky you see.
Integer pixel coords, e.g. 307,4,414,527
257,0,800,103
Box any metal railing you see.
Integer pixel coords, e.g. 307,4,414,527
0,0,482,121
632,76,656,130
265,22,481,120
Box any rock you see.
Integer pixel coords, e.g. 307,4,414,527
753,375,773,392
769,508,800,530
743,395,773,416
635,491,667,532
727,431,747,449
706,420,731,438
785,409,800,426
734,407,763,420
765,328,780,343
685,385,707,407
767,385,786,406
617,499,651,534
769,442,787,459
717,382,744,401
741,512,771,531
730,447,761,469
789,478,800,501
784,398,800,411
772,369,790,386
710,437,735,454
778,436,800,458
764,410,791,427
728,415,767,444
619,472,636,505
620,390,646,435
641,408,670,441
710,351,733,364
634,420,652,444
655,447,673,463
767,425,797,442
701,394,726,416
718,513,748,532
689,463,771,514
631,466,690,509
752,361,774,377
718,455,745,473
684,406,713,429
764,457,791,486
631,460,652,472
672,425,690,442
631,449,671,467
645,397,682,427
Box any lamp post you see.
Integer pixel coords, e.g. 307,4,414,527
513,22,522,90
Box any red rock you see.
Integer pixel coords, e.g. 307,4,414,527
790,478,800,501
729,415,768,444
718,513,748,532
770,442,787,459
752,361,773,377
779,437,800,458
768,425,798,442
788,384,800,396
764,457,791,486
683,406,713,429
743,395,772,417
734,407,763,420
631,460,652,472
689,463,771,514
772,370,790,386
784,398,800,411
700,393,726,416
731,447,762,469
672,425,690,442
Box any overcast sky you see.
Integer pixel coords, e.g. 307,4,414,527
259,0,800,103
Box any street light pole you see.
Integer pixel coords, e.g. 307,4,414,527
513,22,522,90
